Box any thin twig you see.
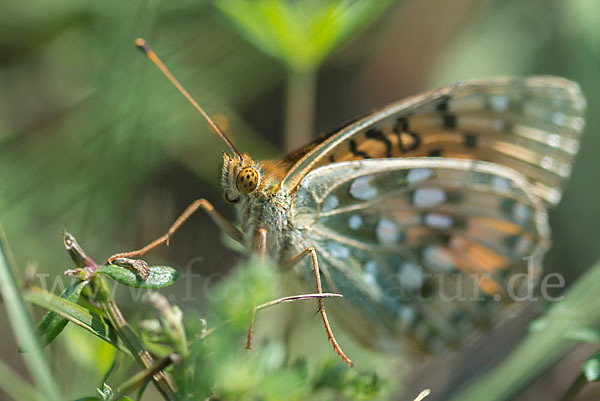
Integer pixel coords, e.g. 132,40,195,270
110,353,180,400
559,373,588,401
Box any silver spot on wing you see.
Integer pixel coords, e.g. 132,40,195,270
326,241,350,259
424,213,453,229
540,156,554,170
489,94,509,111
546,133,561,148
397,306,416,331
376,218,400,244
423,244,454,272
492,176,511,191
349,175,378,200
398,261,425,291
407,168,432,184
413,188,446,208
515,236,533,255
512,203,532,224
348,214,363,230
322,194,339,213
363,260,379,287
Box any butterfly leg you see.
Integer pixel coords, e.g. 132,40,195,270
284,246,354,367
245,228,267,348
256,228,267,263
246,292,342,348
107,199,243,263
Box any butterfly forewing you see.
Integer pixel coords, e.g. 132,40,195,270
282,76,584,206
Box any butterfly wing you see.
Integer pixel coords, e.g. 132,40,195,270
283,76,584,352
291,158,549,352
281,76,585,206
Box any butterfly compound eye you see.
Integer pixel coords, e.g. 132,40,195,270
236,167,260,194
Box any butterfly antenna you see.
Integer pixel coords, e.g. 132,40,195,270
135,38,241,158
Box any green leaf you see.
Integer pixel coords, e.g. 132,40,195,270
0,227,62,401
33,279,88,347
583,351,600,382
217,0,394,72
97,265,178,289
24,286,129,354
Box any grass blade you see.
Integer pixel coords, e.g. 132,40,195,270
0,225,62,401
450,259,600,401
0,359,42,401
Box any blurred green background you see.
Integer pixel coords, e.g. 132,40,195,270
1,0,599,400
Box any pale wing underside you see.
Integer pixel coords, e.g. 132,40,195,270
291,158,549,352
282,76,585,206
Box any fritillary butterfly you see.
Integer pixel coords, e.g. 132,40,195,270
110,39,585,367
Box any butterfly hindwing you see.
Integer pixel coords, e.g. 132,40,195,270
291,158,549,351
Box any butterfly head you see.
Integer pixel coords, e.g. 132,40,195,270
133,38,273,202
221,153,262,203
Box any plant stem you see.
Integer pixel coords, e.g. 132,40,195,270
284,68,317,152
110,353,180,401
93,276,177,401
559,373,588,401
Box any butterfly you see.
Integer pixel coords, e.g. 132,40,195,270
110,39,585,367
